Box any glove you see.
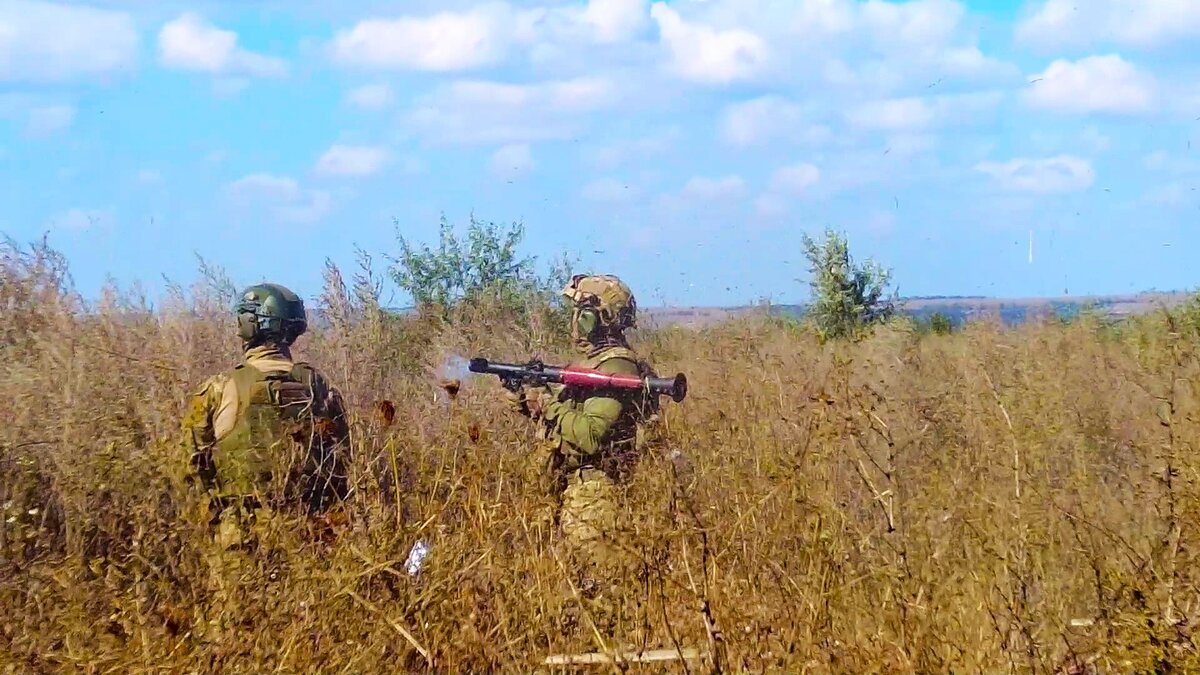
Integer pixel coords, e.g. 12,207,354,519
505,386,531,416
527,388,556,419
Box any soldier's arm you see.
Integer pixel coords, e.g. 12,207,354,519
541,358,639,458
324,382,351,448
178,378,220,490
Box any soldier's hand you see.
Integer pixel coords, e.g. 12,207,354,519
527,388,557,420
505,387,530,416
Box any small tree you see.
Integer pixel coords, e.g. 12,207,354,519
928,312,953,335
800,227,898,340
387,212,572,323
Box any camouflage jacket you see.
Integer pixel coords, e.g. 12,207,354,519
538,345,662,476
180,344,350,512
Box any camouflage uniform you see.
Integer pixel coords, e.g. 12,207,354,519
510,275,663,596
179,284,350,629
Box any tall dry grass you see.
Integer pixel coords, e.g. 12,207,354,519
2,236,1200,673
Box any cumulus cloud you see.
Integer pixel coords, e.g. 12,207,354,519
406,77,619,144
1017,0,1200,49
753,162,821,219
768,163,821,196
489,143,535,179
345,83,395,110
226,173,331,224
330,5,539,71
158,13,286,77
681,175,746,201
975,155,1095,194
847,97,935,131
228,173,301,201
847,91,1003,131
579,0,650,43
0,0,138,82
315,144,390,177
649,2,768,84
1022,55,1155,115
649,0,1014,92
720,96,831,147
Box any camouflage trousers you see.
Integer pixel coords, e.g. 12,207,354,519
198,500,285,637
559,467,622,579
554,467,643,636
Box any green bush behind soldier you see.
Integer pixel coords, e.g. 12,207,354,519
506,274,667,623
178,283,351,627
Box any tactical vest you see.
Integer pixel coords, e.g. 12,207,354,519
211,361,331,504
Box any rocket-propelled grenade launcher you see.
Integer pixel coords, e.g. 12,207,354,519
468,357,688,403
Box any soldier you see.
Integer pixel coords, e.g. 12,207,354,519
179,283,351,605
506,274,665,622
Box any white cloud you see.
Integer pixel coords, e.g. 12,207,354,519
315,144,390,177
25,104,74,136
649,2,768,84
1017,0,1200,49
330,5,539,71
406,77,619,144
720,96,831,147
278,191,332,225
580,0,650,43
158,13,287,77
861,0,963,45
489,143,535,179
975,155,1095,194
847,91,1004,131
754,194,789,219
650,0,1014,93
225,173,331,224
228,173,301,201
768,163,820,196
138,169,164,185
346,83,395,110
0,1,137,82
753,162,821,219
847,97,935,131
1022,55,1154,115
681,175,746,201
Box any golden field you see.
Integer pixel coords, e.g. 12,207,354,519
3,239,1200,673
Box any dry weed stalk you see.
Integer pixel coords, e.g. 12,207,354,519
4,241,1200,672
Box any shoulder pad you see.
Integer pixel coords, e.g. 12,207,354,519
188,371,226,398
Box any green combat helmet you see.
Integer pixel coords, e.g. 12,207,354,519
234,283,308,346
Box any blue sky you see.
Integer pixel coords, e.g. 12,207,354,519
1,0,1197,308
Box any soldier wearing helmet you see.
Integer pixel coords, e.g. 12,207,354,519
180,283,351,552
507,273,663,624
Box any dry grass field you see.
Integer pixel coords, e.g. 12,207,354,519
4,237,1200,673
